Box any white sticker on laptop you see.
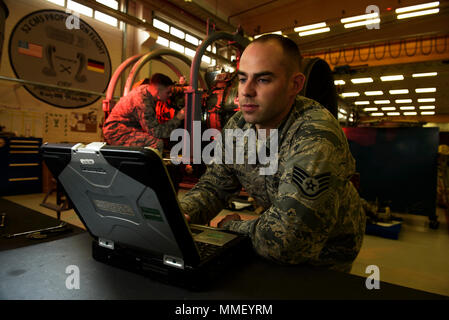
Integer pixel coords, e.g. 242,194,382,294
80,159,95,165
93,199,134,216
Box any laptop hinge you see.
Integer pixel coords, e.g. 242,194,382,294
98,238,114,250
163,255,184,269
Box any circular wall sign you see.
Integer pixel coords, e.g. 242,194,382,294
8,9,111,108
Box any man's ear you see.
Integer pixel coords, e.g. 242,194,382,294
291,72,306,95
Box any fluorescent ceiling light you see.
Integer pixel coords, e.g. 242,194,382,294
381,107,396,111
334,80,345,85
341,12,378,23
403,112,417,116
355,101,370,105
364,107,378,111
341,92,360,97
344,18,380,29
395,1,439,13
419,105,435,110
298,27,330,37
365,91,383,96
416,88,436,93
418,98,435,102
395,99,412,103
397,8,439,19
381,75,404,81
339,108,347,114
387,112,400,116
412,72,437,77
294,22,327,32
400,106,415,110
351,77,373,84
371,113,384,116
421,111,435,115
374,100,390,104
389,89,409,94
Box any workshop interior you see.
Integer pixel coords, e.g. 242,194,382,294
0,0,449,299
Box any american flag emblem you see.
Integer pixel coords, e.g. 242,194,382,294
292,165,331,199
18,40,43,58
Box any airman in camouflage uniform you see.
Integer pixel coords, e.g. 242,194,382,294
103,74,184,153
180,35,365,272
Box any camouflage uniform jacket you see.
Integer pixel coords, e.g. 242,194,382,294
180,96,366,272
103,85,182,151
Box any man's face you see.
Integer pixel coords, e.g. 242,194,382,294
157,85,172,102
237,41,304,129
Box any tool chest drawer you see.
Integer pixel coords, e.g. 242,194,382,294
0,136,42,195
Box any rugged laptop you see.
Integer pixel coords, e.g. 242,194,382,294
41,142,249,289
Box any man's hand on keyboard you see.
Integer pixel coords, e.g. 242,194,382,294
217,213,241,228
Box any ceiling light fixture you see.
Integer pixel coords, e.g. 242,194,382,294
381,75,404,81
419,105,436,110
396,1,439,19
351,77,374,84
341,12,379,23
355,101,370,105
418,98,435,102
396,1,439,13
421,111,435,115
387,112,400,116
334,80,345,85
389,89,409,94
416,88,436,93
344,18,380,29
364,107,378,111
397,8,439,19
400,106,415,110
371,112,384,116
365,91,383,96
403,111,417,115
341,92,360,97
412,72,438,77
381,107,396,111
395,99,412,103
298,27,330,37
294,22,327,32
374,100,390,104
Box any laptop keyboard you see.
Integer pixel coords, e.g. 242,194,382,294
195,241,221,259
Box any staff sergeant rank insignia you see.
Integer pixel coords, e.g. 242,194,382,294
292,165,331,199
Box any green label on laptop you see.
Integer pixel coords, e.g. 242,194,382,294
141,207,163,222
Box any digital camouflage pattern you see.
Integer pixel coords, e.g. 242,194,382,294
180,96,366,272
103,85,182,152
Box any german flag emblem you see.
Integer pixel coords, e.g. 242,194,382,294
87,59,105,73
292,165,331,199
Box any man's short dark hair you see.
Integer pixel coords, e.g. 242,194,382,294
150,73,174,87
251,34,303,73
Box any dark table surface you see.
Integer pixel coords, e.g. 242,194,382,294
0,233,446,300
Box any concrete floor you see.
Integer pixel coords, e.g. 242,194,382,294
2,192,449,297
